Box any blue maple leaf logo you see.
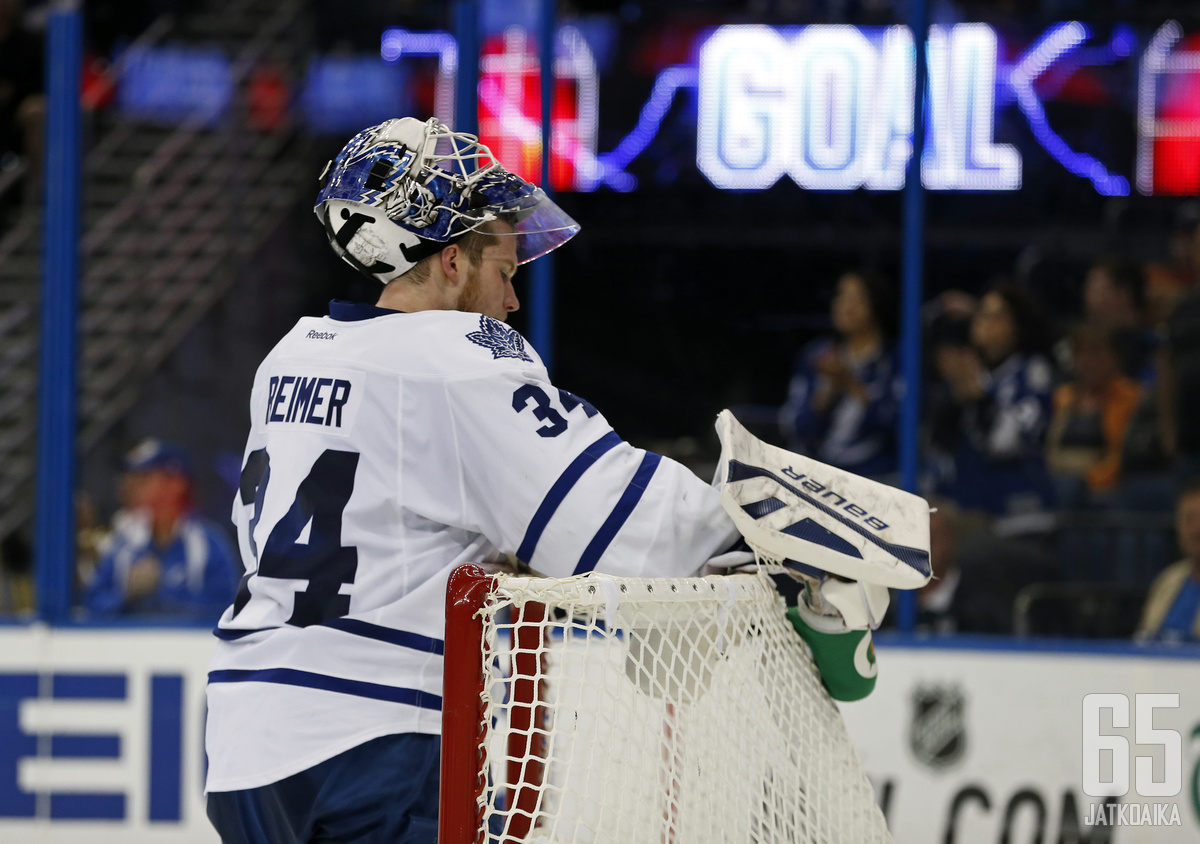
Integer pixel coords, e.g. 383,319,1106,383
466,315,532,363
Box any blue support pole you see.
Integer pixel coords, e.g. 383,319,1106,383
35,4,84,623
453,0,479,135
528,0,556,370
896,0,929,633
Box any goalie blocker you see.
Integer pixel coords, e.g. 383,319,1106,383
715,410,932,700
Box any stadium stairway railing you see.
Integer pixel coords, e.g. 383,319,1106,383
1053,508,1178,586
1012,581,1150,638
0,0,313,541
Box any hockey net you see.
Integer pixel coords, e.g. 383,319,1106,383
440,564,892,844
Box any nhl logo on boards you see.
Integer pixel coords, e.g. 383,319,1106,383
909,685,967,768
466,315,533,363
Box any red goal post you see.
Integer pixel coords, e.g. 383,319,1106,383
439,563,892,844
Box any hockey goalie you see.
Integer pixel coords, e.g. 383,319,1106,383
204,113,930,844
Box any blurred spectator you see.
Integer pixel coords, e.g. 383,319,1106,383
1144,205,1200,327
81,52,116,112
1160,284,1200,486
1116,388,1177,510
911,498,969,634
83,439,239,619
1135,477,1200,642
923,291,976,465
1045,322,1141,503
1079,257,1157,385
0,531,32,615
75,491,109,591
929,284,1057,536
779,270,899,480
0,0,44,211
246,62,290,133
899,498,1057,635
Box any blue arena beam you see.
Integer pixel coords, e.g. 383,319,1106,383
453,0,479,136
36,3,84,623
528,0,556,371
897,0,930,633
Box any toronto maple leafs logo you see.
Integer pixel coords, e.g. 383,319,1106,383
466,315,532,362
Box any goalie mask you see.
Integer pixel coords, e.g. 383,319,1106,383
315,117,581,284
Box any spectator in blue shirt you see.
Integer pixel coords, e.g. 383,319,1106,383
84,439,239,619
779,270,899,480
931,284,1057,536
1136,477,1200,642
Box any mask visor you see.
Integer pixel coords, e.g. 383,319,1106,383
474,186,580,264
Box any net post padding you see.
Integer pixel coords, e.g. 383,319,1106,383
440,563,494,844
506,601,547,841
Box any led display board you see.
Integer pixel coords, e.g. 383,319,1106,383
697,24,1020,192
477,25,599,191
117,46,232,126
301,56,408,135
381,25,599,192
694,22,1158,194
380,20,1167,196
1138,22,1200,195
120,19,1198,198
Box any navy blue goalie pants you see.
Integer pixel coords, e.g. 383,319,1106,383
207,733,440,844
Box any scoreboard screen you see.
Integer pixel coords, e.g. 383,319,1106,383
113,16,1200,197
374,17,1200,198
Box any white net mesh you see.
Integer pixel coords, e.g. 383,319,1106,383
469,570,892,844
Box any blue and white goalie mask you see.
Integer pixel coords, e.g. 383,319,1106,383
315,117,581,284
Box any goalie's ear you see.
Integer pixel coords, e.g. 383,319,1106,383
715,410,932,590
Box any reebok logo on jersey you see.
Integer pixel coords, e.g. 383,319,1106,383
306,330,339,340
264,368,364,436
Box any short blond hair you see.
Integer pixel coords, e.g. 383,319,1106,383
394,224,506,287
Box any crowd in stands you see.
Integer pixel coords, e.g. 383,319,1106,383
779,212,1200,641
0,0,44,223
1136,477,1200,641
7,244,1198,637
1,1,1197,641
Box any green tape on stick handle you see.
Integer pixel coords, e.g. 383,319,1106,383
787,605,878,702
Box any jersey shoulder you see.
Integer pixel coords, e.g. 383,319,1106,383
386,311,545,378
272,310,545,379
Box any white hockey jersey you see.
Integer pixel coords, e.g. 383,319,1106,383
205,301,739,791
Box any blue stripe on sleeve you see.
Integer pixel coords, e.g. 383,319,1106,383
574,452,662,575
212,626,269,641
207,668,442,710
517,430,623,564
213,619,445,655
322,618,445,654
